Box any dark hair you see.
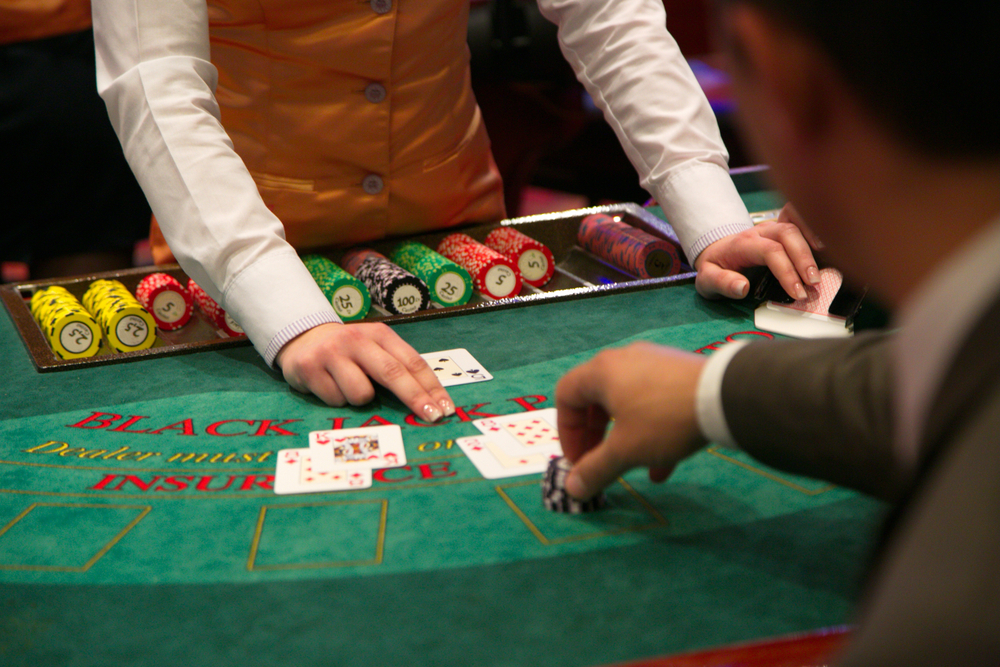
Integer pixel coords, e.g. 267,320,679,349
721,1,1000,159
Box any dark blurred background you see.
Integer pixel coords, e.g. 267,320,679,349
468,0,747,217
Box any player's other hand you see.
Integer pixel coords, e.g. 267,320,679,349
555,343,708,501
694,202,824,300
275,322,454,421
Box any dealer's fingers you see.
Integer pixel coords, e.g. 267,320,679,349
756,221,821,289
346,325,448,422
777,203,825,250
367,324,455,416
695,261,751,300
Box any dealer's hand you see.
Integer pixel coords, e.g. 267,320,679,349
276,322,454,421
694,203,824,300
555,342,708,501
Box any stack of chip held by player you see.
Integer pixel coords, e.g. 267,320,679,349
542,456,606,513
301,254,371,322
484,226,555,287
134,272,193,331
577,213,682,279
436,233,522,300
341,248,430,315
29,285,103,359
187,278,245,336
389,241,473,307
82,279,157,353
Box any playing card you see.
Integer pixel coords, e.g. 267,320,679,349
472,408,562,457
273,448,373,495
420,348,493,387
456,435,561,479
309,425,406,472
754,268,851,339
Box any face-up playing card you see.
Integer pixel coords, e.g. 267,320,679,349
420,348,493,387
273,448,373,495
456,436,561,479
472,408,562,458
309,425,406,473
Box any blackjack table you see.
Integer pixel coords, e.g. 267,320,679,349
0,178,884,666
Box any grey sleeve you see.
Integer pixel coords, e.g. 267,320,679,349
720,332,904,499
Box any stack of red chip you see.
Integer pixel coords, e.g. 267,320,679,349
187,278,244,337
436,233,522,299
484,227,555,287
135,272,193,331
577,213,682,279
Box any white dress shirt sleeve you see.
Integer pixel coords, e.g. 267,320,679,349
536,0,753,262
92,0,339,368
694,340,748,448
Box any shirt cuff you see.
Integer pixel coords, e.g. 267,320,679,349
695,340,749,448
263,311,344,369
651,162,753,263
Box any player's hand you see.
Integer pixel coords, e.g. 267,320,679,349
694,203,824,300
555,342,708,501
275,322,454,421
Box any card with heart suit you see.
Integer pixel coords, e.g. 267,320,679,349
309,425,406,473
472,408,562,458
273,448,373,495
420,348,493,387
456,435,562,479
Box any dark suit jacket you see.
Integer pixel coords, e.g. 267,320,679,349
720,297,1000,666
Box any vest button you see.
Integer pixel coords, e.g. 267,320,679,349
364,83,387,104
362,174,384,195
370,0,392,14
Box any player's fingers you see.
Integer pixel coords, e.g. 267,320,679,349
695,262,750,300
564,430,632,501
756,221,821,286
648,464,676,484
555,360,612,462
348,329,447,422
369,325,455,416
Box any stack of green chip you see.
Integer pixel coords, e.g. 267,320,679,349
389,242,474,306
302,254,371,322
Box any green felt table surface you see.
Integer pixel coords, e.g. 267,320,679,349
0,189,884,667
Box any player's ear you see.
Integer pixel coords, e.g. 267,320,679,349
718,3,832,154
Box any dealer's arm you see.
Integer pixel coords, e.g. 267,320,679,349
537,0,821,300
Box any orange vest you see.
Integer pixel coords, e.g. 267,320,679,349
0,0,92,45
151,0,505,262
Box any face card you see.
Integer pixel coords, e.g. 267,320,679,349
309,425,406,473
456,436,561,479
472,408,562,457
420,348,493,387
273,448,373,495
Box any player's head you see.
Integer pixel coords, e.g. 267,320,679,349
714,0,999,305
715,0,999,160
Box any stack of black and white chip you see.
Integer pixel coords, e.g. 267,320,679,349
542,456,606,513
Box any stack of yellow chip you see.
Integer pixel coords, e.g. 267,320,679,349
29,286,102,359
82,279,157,353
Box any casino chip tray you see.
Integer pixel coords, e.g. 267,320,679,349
2,203,695,372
